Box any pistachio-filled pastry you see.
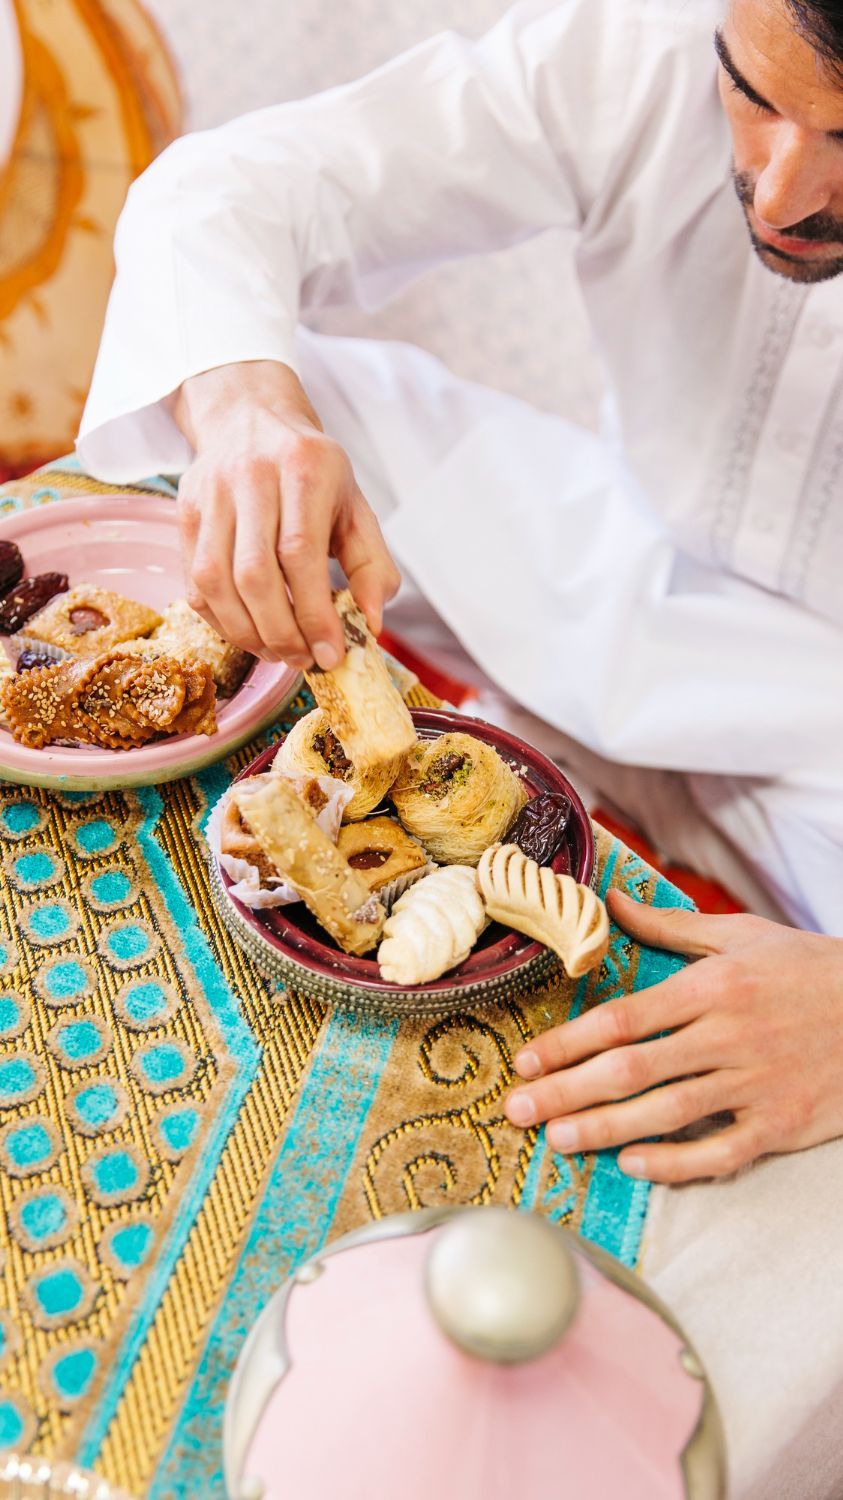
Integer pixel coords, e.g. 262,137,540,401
337,816,430,908
477,844,609,978
273,708,401,820
231,777,385,956
304,589,415,768
391,733,528,866
377,865,485,985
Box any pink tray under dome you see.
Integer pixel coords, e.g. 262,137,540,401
224,1208,725,1500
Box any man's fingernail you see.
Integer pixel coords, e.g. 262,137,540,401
514,1049,541,1080
313,640,341,671
620,1155,646,1178
547,1121,578,1152
505,1092,536,1127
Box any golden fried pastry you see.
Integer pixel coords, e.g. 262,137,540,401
304,589,416,768
232,777,385,955
23,585,162,657
477,844,609,978
391,732,528,866
337,816,429,902
219,775,280,885
2,651,216,750
273,708,401,820
377,865,486,985
146,599,252,695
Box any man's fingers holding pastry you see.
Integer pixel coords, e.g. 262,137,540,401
333,490,401,640
276,432,349,670
179,471,267,658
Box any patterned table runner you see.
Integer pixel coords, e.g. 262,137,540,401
0,461,691,1498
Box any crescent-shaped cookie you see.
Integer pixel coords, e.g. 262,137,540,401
377,865,486,985
477,844,609,978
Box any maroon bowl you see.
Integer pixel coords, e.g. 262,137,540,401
210,708,596,1017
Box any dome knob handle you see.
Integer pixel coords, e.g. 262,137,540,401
425,1208,580,1365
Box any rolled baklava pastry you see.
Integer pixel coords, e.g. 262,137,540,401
273,708,400,820
304,589,416,768
391,732,528,866
231,777,385,955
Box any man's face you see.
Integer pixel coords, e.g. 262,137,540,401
718,0,843,282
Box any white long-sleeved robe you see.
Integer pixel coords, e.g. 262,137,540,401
78,0,843,932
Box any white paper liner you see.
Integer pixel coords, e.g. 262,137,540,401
7,634,70,665
375,861,436,913
206,771,354,909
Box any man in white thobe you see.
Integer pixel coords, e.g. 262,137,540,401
77,1,843,1489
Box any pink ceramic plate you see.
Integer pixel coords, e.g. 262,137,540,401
211,709,597,1017
0,495,301,790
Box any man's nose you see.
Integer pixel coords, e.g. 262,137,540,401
753,123,832,229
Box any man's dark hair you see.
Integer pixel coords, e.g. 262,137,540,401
787,1,843,82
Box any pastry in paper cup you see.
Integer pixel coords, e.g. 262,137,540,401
207,771,354,909
336,815,433,910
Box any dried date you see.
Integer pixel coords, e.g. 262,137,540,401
16,650,58,673
507,792,572,865
0,541,24,598
0,573,68,634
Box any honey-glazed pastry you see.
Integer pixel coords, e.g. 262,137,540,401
391,733,528,867
477,844,609,978
22,585,162,657
304,589,415,768
2,651,216,750
144,598,252,696
377,865,486,985
232,777,385,955
337,816,430,907
273,708,400,820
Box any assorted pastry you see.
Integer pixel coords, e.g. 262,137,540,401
212,588,609,986
0,541,254,749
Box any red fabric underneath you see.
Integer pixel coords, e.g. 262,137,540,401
380,627,745,915
0,458,53,484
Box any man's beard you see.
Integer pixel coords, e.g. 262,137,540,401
733,168,843,284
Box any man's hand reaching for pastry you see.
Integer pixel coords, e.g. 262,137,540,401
173,360,401,668
505,895,843,1183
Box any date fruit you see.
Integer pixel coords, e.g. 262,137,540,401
0,541,24,598
507,791,572,865
0,573,69,634
16,650,58,673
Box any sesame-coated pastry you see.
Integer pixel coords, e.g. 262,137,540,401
1,651,216,750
